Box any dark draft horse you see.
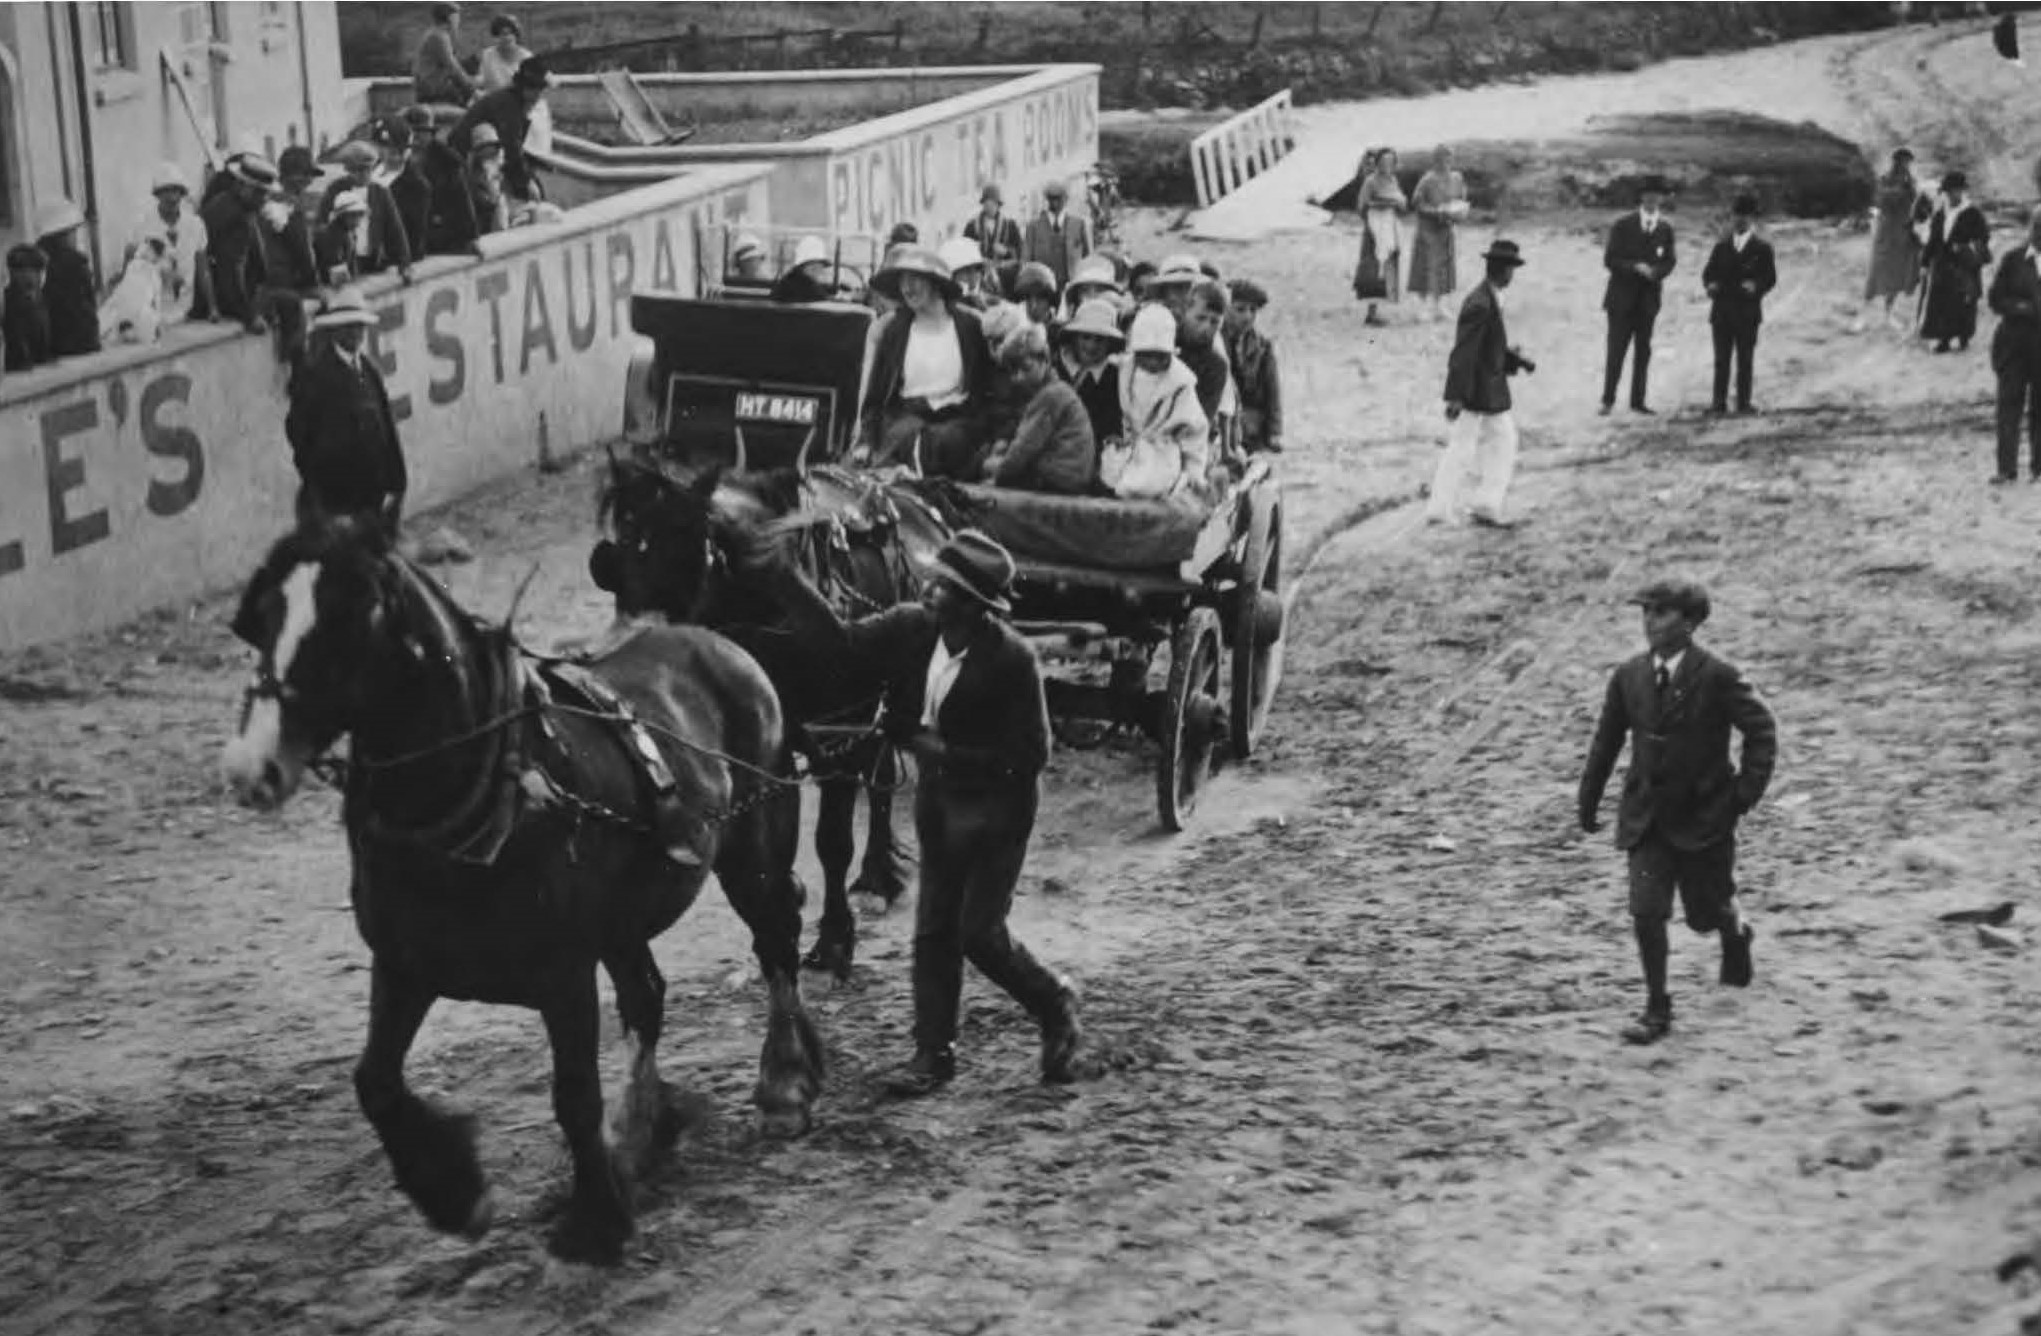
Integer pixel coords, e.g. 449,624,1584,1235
220,516,822,1263
589,456,954,977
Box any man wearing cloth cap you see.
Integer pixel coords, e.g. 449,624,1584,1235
1600,176,1677,416
1430,239,1533,526
286,288,408,534
451,56,550,203
1701,195,1777,415
34,200,99,358
1224,278,1283,455
742,528,1089,1096
1021,180,1092,290
319,141,414,282
1578,581,1776,1046
390,105,472,257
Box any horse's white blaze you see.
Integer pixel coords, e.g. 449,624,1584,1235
223,563,320,794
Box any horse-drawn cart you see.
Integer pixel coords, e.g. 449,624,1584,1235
954,460,1285,830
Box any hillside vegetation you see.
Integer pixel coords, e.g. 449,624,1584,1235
343,3,1903,110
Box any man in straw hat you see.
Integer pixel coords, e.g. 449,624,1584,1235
34,199,99,358
1600,174,1677,416
1578,579,1776,1046
739,526,1092,1096
451,54,550,202
860,244,995,477
1429,238,1534,529
201,153,280,333
287,288,407,534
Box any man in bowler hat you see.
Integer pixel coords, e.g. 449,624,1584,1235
1429,238,1534,528
744,529,1090,1097
1578,581,1776,1045
1702,194,1778,414
1601,176,1678,415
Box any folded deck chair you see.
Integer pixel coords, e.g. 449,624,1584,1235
595,69,696,147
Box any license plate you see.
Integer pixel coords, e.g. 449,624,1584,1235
733,392,819,425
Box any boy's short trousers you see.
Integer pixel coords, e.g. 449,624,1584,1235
1628,831,1737,933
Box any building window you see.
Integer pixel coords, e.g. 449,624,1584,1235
89,2,133,71
175,2,222,46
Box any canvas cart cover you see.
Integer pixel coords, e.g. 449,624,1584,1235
630,295,873,473
955,483,1239,578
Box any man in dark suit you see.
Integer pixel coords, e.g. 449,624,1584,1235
748,529,1088,1098
1600,176,1678,415
286,289,408,534
1702,194,1779,415
1429,238,1534,528
1986,205,2041,483
1579,581,1777,1045
1021,182,1092,291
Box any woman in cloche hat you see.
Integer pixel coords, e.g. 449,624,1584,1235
858,245,995,478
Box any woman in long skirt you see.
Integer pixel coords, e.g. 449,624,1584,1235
1407,145,1468,321
1857,147,1929,332
1353,149,1408,327
1919,171,1990,353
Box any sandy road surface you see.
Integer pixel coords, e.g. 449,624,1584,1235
10,22,2041,1335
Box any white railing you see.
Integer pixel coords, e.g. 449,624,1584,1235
1189,89,1296,210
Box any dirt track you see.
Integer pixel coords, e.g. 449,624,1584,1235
10,18,2041,1335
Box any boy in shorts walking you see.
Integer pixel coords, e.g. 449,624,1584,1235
1578,581,1777,1044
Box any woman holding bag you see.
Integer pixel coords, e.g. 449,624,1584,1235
1353,148,1408,327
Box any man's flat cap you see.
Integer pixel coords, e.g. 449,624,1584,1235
1628,580,1711,624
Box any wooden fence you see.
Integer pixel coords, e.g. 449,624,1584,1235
1190,90,1295,209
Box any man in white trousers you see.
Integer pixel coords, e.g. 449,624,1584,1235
1428,238,1535,529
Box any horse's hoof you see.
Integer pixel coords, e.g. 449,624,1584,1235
801,938,853,978
758,1105,813,1140
461,1188,498,1240
548,1211,632,1267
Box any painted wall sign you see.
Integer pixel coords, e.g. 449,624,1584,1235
825,70,1099,243
0,169,768,650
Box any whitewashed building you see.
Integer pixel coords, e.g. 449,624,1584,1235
0,2,350,276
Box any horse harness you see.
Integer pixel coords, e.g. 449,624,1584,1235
331,561,779,870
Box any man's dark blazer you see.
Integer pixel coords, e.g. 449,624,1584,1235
1702,232,1778,329
285,348,408,517
766,576,1049,797
1988,245,2041,370
1602,211,1678,318
859,304,994,442
1578,644,1777,852
39,242,99,358
1022,210,1092,289
1443,279,1525,414
391,142,484,257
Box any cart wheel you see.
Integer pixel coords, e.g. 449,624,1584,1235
1157,606,1225,832
1229,498,1285,760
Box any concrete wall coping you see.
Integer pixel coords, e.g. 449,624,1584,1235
345,64,1064,98
0,160,773,413
800,64,1099,150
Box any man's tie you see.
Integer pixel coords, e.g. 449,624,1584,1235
1654,662,1671,698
